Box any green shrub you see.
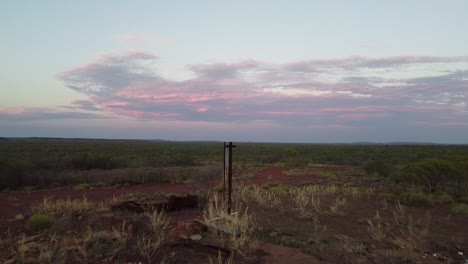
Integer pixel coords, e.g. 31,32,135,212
268,184,289,195
397,159,459,193
66,153,124,170
378,192,400,202
364,159,396,177
460,196,468,203
166,154,196,166
73,183,91,191
236,173,255,180
450,203,468,216
0,160,28,189
283,148,307,168
399,192,433,207
445,156,468,201
26,214,56,231
431,191,454,204
23,185,39,192
261,182,280,189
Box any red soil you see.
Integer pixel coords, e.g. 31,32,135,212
0,167,323,230
247,167,328,185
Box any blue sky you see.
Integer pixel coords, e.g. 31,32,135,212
1,1,468,143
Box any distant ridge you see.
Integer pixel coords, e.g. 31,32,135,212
350,142,444,145
0,137,465,145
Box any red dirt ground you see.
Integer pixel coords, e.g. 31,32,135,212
0,167,329,264
2,167,467,263
246,167,328,186
0,167,324,230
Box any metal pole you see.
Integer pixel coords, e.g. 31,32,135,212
223,142,226,202
228,142,233,214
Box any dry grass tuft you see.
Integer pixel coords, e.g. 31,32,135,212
137,234,159,264
32,196,97,216
209,250,234,264
328,197,347,216
367,211,387,241
203,194,256,257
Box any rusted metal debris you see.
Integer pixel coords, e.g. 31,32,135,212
111,194,199,213
196,212,242,236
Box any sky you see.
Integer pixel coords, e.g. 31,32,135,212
1,1,468,143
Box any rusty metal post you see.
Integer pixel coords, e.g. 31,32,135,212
226,142,236,214
223,142,226,201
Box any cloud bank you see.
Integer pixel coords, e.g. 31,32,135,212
54,52,468,128
2,52,467,142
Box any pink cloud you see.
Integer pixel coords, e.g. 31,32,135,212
257,111,319,116
196,107,209,113
319,105,453,113
53,52,468,129
0,108,25,115
415,121,468,127
107,107,180,119
286,55,468,72
336,113,387,121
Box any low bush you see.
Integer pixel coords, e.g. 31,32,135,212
74,183,92,191
378,192,400,202
0,160,29,189
26,214,56,231
450,203,468,216
445,156,468,201
431,191,454,204
364,159,397,177
396,159,458,193
460,196,468,203
66,153,125,170
236,173,255,180
267,184,289,195
399,192,433,207
111,168,171,185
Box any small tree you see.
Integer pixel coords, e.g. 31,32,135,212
364,159,396,177
398,159,458,193
446,156,468,201
283,148,306,168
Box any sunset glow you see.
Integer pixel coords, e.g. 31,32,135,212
1,1,467,143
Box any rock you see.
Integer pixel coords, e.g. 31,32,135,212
270,231,278,237
21,235,40,243
98,231,117,241
167,194,199,212
49,215,73,234
3,258,15,264
458,251,463,256
100,213,115,218
432,253,446,260
111,201,146,213
190,234,203,241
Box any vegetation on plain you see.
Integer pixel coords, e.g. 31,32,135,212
1,139,468,263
